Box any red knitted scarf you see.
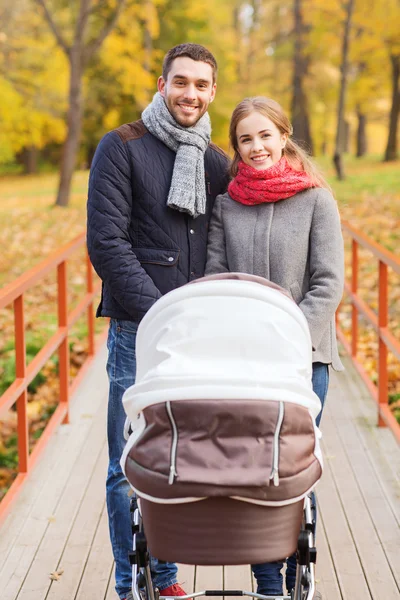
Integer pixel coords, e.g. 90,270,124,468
228,157,315,205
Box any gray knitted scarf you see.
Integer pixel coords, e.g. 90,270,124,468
142,92,211,218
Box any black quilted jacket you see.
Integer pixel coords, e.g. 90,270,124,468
87,120,230,322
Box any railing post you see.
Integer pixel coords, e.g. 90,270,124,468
378,260,388,427
86,251,95,356
14,295,29,473
351,240,358,357
57,261,70,424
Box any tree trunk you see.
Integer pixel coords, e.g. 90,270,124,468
86,143,97,169
344,119,350,152
384,54,400,162
141,0,153,107
36,0,125,206
233,3,242,81
356,109,367,157
332,0,355,180
291,0,313,154
55,52,83,207
19,146,39,174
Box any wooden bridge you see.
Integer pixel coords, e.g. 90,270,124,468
0,344,398,600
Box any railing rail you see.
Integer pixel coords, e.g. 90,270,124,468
0,233,104,521
337,221,400,443
1,222,398,521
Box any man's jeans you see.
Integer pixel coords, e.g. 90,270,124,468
106,319,178,599
251,362,329,596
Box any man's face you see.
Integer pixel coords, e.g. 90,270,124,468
158,56,217,127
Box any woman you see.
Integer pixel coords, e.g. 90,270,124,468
205,97,344,598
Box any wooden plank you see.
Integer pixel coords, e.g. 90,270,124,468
0,349,108,600
0,424,70,569
11,437,107,600
332,358,400,520
195,566,223,599
322,413,398,598
45,444,109,600
318,443,372,600
178,564,196,594
315,504,342,600
224,565,253,599
0,417,107,600
70,500,114,599
327,372,400,586
0,343,108,575
0,345,107,574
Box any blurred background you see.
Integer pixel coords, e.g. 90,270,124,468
0,0,399,185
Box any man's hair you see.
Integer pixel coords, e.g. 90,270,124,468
162,43,218,83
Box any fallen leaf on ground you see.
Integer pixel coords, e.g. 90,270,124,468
49,568,64,581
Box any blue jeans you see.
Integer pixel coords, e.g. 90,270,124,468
106,319,178,599
251,362,329,596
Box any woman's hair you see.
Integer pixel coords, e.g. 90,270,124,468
229,97,330,190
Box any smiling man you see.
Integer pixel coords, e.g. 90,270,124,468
87,44,230,600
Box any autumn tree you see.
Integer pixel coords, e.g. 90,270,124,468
333,0,355,180
291,0,313,153
0,1,67,169
385,53,400,161
382,0,400,161
35,0,126,206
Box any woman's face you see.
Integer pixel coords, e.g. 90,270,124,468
236,111,287,170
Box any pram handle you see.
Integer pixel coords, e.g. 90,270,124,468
205,592,243,596
159,592,291,600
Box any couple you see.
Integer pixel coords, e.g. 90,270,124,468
87,43,344,600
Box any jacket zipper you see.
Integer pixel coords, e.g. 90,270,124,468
270,401,285,486
166,401,178,484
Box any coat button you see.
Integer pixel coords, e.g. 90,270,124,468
189,229,195,234
168,257,174,262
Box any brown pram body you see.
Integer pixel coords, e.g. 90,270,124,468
121,274,323,599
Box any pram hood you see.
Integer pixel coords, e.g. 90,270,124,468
121,274,323,508
122,273,321,422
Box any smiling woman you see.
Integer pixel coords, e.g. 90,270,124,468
236,112,288,169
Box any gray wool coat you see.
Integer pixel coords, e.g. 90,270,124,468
205,187,344,370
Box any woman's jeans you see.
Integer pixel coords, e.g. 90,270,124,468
106,319,178,599
251,362,329,596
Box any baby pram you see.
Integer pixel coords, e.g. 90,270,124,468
121,273,323,600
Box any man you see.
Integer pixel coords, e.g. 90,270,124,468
87,43,230,600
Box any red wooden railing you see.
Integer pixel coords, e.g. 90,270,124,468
0,223,398,520
0,233,105,522
337,221,400,443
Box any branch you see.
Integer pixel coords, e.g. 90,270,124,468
34,0,70,57
82,0,126,65
74,0,92,46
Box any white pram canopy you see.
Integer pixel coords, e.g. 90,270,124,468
122,274,321,422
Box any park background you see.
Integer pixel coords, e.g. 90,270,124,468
0,0,399,496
